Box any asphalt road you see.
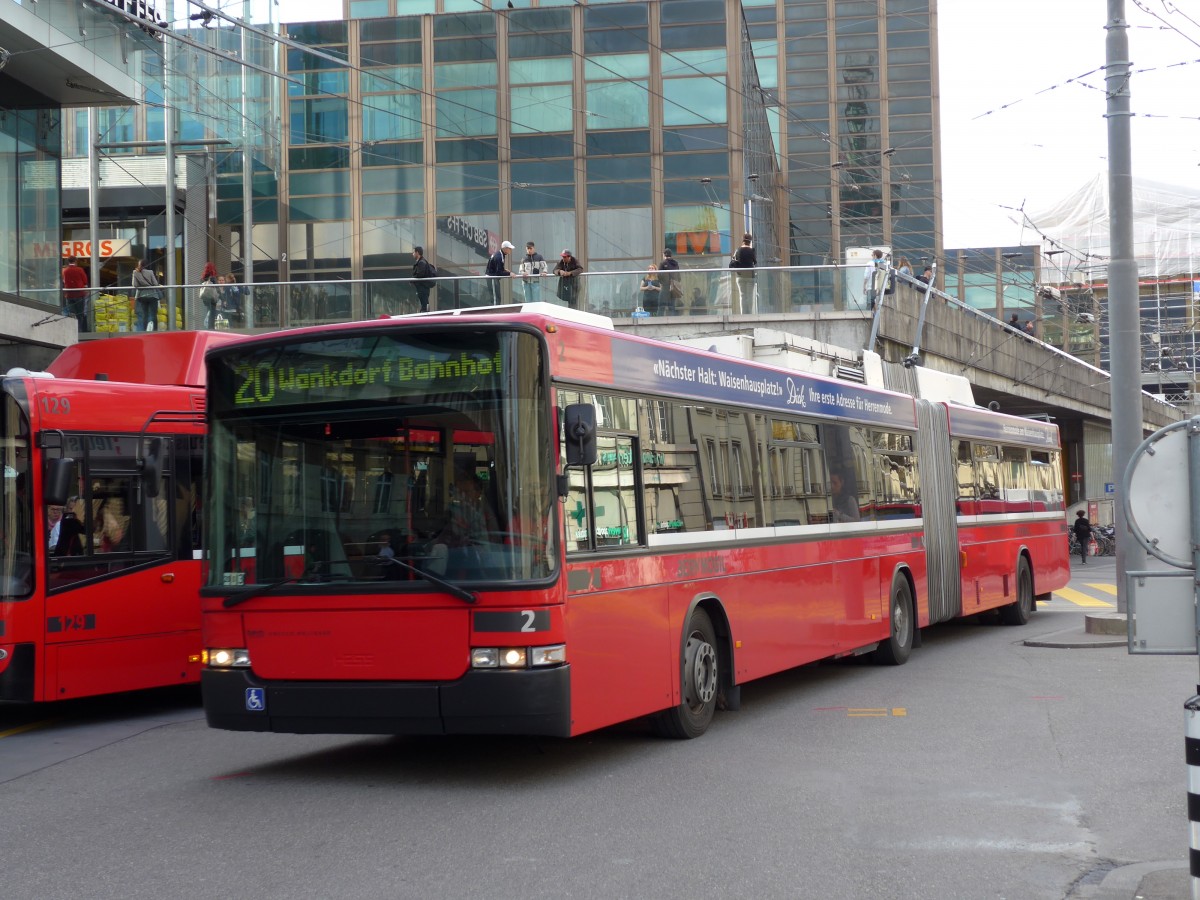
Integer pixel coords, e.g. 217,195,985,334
1,558,1191,899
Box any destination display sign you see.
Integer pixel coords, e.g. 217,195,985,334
210,335,507,412
610,340,916,429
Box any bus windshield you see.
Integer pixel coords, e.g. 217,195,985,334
0,390,31,598
205,328,555,589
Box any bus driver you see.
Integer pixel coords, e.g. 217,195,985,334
427,471,498,577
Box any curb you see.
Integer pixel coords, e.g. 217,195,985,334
1022,626,1125,649
1092,860,1188,899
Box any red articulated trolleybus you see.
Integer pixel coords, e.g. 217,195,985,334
200,304,1069,738
0,331,242,704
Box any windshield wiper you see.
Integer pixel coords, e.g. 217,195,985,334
222,557,477,607
223,576,301,608
379,555,478,604
222,560,349,608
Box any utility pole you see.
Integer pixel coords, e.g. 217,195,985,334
1105,0,1144,615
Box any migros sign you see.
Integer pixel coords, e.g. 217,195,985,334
29,240,135,260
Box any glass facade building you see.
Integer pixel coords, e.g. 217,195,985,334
60,1,784,317
756,0,940,268
54,1,947,320
270,1,783,313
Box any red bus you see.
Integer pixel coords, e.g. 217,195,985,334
0,331,241,703
199,306,1069,738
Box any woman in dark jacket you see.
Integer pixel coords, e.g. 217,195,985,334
554,250,583,309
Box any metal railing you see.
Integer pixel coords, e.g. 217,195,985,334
44,263,955,335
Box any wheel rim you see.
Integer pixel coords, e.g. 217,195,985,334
684,633,718,708
892,591,911,645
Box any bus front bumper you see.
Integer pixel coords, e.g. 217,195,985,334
201,665,571,737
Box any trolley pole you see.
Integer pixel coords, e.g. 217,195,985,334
1105,0,1144,615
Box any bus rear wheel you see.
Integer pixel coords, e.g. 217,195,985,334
653,609,719,739
999,557,1033,626
873,577,913,665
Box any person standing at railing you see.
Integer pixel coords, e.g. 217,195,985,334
220,274,244,326
897,256,912,279
486,240,514,305
517,241,548,303
412,246,436,312
199,262,220,329
554,250,583,309
131,259,162,332
61,256,89,331
863,248,886,310
659,248,681,314
638,264,662,316
729,232,757,314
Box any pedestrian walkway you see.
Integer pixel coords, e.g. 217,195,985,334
1045,556,1117,609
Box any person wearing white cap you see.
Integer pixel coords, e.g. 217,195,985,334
486,240,515,304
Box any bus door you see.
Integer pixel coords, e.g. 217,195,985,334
43,433,203,699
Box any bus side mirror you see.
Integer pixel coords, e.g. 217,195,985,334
45,458,76,507
563,404,597,467
142,437,165,498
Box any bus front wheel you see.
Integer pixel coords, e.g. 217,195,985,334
873,577,913,665
653,609,719,739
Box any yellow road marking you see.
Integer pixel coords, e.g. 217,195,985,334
1087,583,1118,596
1053,586,1115,608
846,708,906,717
0,719,56,740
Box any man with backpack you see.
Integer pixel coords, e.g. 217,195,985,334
412,246,436,312
1072,509,1092,564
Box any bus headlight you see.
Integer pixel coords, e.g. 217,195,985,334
530,644,566,666
205,648,251,668
470,645,566,669
471,647,499,668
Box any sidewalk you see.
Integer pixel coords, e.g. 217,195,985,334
1023,554,1122,650
1029,555,1190,898
1090,861,1189,898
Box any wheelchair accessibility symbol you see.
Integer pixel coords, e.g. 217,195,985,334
245,688,266,712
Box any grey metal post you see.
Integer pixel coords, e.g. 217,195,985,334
164,0,177,330
241,1,255,324
1106,0,1145,614
88,107,100,332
